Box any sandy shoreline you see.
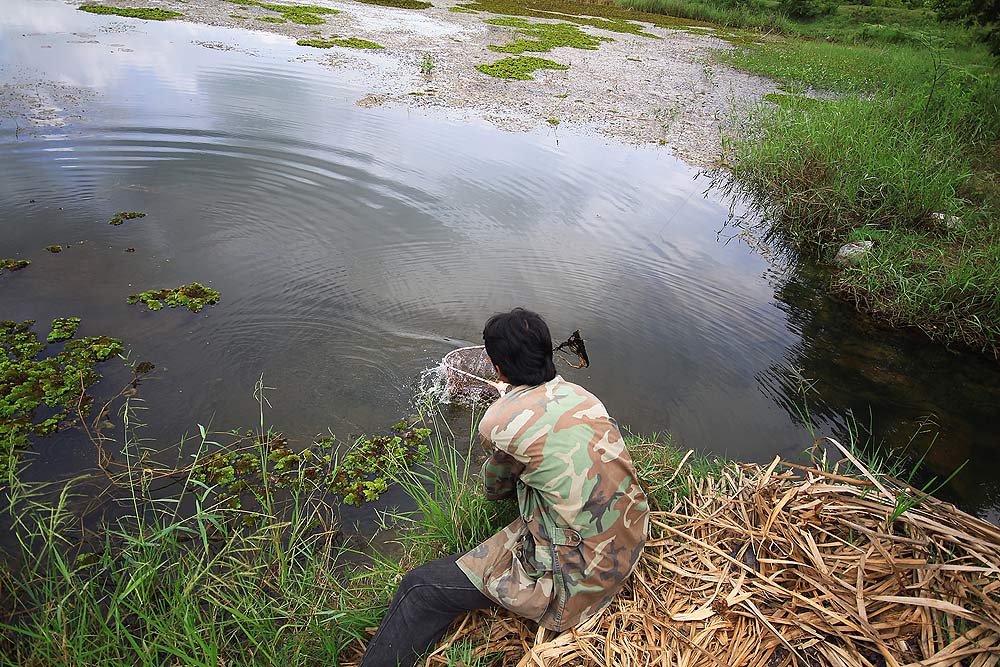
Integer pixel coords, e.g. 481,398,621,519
56,0,783,167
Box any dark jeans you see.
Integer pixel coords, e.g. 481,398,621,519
359,553,497,667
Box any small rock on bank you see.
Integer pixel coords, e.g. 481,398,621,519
834,240,873,267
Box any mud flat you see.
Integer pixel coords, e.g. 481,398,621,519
60,0,782,166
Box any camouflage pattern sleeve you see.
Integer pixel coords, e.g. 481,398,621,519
483,450,523,501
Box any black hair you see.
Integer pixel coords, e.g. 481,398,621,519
483,308,557,387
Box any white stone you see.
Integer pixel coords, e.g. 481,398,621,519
834,240,873,267
930,212,961,229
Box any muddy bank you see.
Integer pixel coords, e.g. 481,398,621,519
58,0,781,166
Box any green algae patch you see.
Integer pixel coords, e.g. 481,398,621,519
225,0,339,25
297,37,385,48
78,5,183,19
47,318,81,344
108,211,145,226
127,282,221,313
353,0,433,9
1,320,124,476
546,117,560,125
256,15,286,21
1,259,30,273
46,245,63,253
476,55,568,80
449,5,478,11
455,0,686,36
485,16,612,53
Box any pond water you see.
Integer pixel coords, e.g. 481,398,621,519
2,0,999,523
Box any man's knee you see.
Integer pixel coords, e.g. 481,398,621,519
398,563,435,594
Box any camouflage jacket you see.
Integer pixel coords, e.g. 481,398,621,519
456,375,649,631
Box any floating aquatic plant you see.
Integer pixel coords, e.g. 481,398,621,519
352,0,432,9
108,211,145,226
126,282,221,313
78,5,183,20
191,424,430,511
476,56,568,80
47,318,81,343
46,245,63,253
1,259,30,273
297,37,385,48
1,320,123,475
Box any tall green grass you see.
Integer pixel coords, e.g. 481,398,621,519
0,421,382,667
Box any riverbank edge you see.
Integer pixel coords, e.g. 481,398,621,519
2,417,998,666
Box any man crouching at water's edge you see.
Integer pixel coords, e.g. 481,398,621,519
360,308,649,667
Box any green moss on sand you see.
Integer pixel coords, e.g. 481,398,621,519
476,55,568,79
47,318,81,344
1,259,30,273
449,5,478,11
108,211,145,226
484,16,612,53
1,320,123,476
225,0,339,25
78,5,183,19
257,15,286,21
127,282,221,313
297,37,385,48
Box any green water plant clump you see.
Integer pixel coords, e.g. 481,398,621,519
191,424,431,511
126,282,221,313
108,211,145,226
47,318,82,343
78,5,183,20
1,320,123,475
352,0,432,9
297,37,385,48
476,55,568,80
225,0,339,24
484,17,612,54
449,5,478,11
46,245,63,253
1,259,30,273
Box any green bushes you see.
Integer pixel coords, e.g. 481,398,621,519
780,0,838,19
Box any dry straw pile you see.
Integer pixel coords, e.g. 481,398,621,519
424,440,1000,667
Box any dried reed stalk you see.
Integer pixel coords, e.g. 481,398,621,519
425,443,1000,667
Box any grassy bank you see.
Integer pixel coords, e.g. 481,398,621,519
4,407,992,666
0,410,709,667
620,0,1000,357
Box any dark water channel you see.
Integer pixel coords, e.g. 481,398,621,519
2,0,999,524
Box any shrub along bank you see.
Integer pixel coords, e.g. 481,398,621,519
621,0,1000,358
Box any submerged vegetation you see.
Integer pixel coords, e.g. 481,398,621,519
0,259,30,274
476,55,569,79
297,37,385,48
126,282,221,313
0,319,122,475
107,211,145,226
78,5,183,20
